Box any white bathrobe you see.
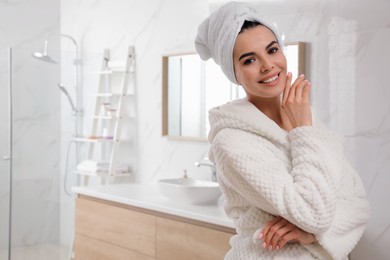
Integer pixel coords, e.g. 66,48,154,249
208,98,370,260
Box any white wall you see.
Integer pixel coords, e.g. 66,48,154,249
61,0,390,258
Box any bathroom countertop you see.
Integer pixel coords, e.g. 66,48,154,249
72,183,235,229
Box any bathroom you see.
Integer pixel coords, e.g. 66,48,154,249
0,0,389,259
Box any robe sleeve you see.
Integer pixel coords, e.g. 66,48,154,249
211,125,345,233
304,161,370,260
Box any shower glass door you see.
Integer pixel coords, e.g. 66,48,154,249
0,48,11,260
0,45,68,259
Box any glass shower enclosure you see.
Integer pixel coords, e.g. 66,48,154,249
0,46,70,259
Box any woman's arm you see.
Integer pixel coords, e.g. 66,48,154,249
250,161,369,258
212,124,345,233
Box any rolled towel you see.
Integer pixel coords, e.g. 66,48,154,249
195,1,283,84
79,160,109,168
77,161,128,173
76,164,128,173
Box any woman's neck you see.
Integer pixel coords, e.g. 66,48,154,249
248,96,292,131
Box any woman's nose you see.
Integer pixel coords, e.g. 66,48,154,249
260,58,273,73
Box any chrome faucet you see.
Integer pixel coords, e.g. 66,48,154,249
194,162,217,182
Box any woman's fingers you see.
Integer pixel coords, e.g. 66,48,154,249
276,229,298,249
280,73,313,128
277,228,307,249
264,218,288,249
260,216,282,240
302,82,311,102
269,223,295,249
295,80,309,102
287,74,305,105
282,72,292,107
258,217,317,251
262,217,288,250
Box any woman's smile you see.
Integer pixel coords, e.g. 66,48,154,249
258,72,281,86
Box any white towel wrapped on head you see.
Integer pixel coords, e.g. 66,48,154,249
195,1,283,84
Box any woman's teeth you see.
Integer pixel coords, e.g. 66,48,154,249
260,74,278,84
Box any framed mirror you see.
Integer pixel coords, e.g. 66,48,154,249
162,42,306,140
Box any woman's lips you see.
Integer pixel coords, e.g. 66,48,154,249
259,73,281,86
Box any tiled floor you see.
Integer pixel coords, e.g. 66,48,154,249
0,244,70,260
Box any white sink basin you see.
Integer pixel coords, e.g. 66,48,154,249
158,178,221,205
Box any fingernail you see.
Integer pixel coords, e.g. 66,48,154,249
259,233,263,239
299,74,305,77
288,72,291,77
262,242,266,248
276,245,280,250
268,245,273,250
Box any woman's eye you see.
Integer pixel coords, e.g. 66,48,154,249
243,58,255,65
268,47,278,54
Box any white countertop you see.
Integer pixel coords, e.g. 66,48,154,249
72,183,235,229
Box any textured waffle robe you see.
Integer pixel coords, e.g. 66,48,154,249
208,98,370,259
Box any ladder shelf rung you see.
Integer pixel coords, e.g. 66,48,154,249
92,93,134,97
89,69,134,74
73,137,132,143
91,115,134,120
93,115,121,120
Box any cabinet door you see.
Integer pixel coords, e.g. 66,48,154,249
76,197,156,257
156,217,233,260
74,233,155,260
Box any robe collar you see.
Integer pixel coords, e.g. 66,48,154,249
208,98,290,146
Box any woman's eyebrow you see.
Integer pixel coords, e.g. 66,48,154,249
266,40,278,50
238,41,278,61
239,52,255,61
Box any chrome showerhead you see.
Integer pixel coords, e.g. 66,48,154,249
32,40,57,64
32,51,57,64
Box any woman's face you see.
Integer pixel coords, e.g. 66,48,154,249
233,25,287,101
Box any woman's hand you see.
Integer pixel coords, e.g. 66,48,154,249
258,216,317,250
281,72,312,128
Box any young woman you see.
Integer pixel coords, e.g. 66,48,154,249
195,2,370,259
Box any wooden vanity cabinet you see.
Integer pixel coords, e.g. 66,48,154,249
74,195,235,260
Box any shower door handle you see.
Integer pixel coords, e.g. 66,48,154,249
2,155,10,161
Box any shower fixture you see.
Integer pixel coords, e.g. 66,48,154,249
32,40,57,64
32,33,83,136
58,83,79,115
32,33,84,199
32,34,81,65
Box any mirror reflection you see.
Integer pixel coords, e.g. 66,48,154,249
162,42,306,139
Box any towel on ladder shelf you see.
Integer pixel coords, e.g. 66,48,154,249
77,160,128,173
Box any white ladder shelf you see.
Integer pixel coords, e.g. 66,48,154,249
75,46,135,185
